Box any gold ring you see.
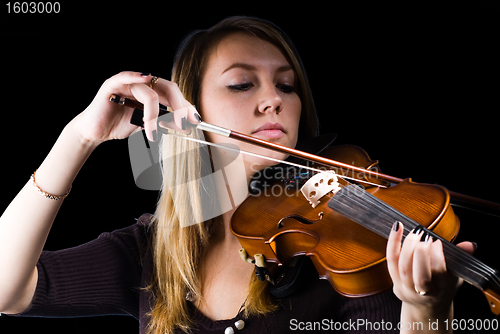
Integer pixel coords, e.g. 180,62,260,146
414,286,428,296
149,76,159,89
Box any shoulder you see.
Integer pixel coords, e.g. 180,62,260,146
96,213,155,265
136,212,154,226
99,213,153,242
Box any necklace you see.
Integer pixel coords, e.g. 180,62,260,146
224,297,247,334
186,291,247,334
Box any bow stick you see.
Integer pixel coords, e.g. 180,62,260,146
109,94,500,216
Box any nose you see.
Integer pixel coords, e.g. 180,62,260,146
258,84,283,114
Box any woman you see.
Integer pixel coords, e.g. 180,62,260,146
0,17,474,334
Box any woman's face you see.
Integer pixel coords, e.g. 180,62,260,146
200,32,302,176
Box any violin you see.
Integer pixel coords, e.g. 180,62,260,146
231,144,500,316
112,94,500,315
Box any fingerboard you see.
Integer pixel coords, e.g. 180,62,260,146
328,185,500,293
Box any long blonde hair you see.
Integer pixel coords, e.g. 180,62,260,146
147,16,319,334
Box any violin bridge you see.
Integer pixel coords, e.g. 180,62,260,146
300,171,341,208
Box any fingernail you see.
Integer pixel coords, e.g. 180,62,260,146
413,225,424,235
472,242,478,251
421,232,430,242
392,221,400,232
194,113,202,123
151,129,158,142
181,117,187,130
141,72,151,77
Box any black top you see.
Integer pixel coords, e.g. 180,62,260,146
17,214,401,333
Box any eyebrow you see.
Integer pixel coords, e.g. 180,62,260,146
222,63,293,74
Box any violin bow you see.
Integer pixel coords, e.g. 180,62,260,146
110,94,500,216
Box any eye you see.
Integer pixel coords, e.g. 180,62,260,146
277,84,295,94
228,83,254,92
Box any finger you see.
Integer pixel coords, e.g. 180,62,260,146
157,109,190,135
386,221,403,284
174,106,189,134
456,241,477,255
185,104,203,125
151,78,202,125
429,239,454,282
153,79,188,110
429,239,464,294
129,83,159,141
102,71,152,96
429,239,446,273
398,227,425,291
413,236,433,295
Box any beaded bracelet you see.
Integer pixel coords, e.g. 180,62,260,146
30,170,71,201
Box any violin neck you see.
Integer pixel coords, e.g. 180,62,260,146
327,185,500,295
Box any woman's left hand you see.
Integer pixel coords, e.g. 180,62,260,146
386,222,476,314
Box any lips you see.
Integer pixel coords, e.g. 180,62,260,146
252,122,286,139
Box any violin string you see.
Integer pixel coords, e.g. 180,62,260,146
338,187,500,291
366,190,495,281
338,186,483,286
345,189,468,278
163,130,386,188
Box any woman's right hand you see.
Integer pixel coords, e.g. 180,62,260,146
72,71,201,145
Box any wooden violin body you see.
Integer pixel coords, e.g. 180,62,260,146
231,145,500,314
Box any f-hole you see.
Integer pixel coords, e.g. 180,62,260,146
277,212,324,228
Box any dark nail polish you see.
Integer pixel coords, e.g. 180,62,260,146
393,221,400,232
194,113,202,123
141,72,151,76
420,232,429,242
472,242,478,251
181,117,187,130
151,129,157,142
413,225,424,235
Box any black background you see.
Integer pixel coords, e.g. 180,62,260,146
1,1,499,333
